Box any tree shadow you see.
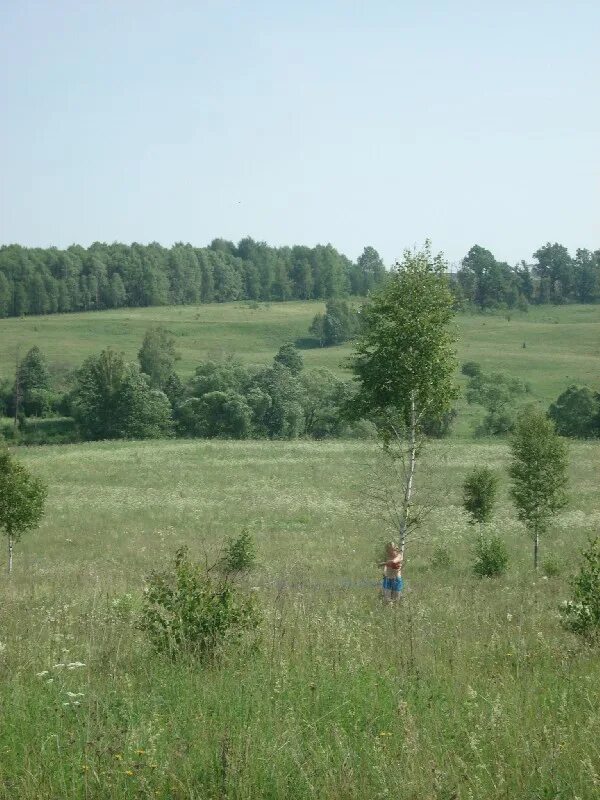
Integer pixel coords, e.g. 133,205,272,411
294,336,322,350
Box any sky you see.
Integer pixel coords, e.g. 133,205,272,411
1,0,598,267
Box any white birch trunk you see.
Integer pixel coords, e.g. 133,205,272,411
399,392,417,558
8,535,13,575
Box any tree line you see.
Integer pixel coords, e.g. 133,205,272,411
1,237,599,320
456,243,600,309
0,240,387,318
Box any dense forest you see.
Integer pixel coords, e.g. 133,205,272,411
0,239,386,317
456,243,600,309
0,238,598,319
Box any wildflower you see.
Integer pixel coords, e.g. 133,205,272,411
135,749,146,755
66,662,86,669
36,670,49,677
378,731,392,737
66,692,84,699
506,613,513,622
125,770,134,777
114,754,123,761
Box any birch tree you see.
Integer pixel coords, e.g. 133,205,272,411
0,447,47,573
349,242,458,559
509,407,568,570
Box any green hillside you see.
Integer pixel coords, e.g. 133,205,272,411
0,302,598,406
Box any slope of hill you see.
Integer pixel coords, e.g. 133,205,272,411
0,301,598,405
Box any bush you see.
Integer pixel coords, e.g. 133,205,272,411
548,385,600,439
461,361,482,378
542,556,561,578
472,535,508,577
560,537,600,644
138,539,261,660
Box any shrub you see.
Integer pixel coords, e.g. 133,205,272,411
462,466,498,524
138,538,261,660
548,385,600,439
219,528,256,575
542,557,561,578
472,535,508,578
560,537,600,644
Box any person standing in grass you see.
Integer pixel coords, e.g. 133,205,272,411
379,542,403,604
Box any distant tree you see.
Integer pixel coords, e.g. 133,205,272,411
299,368,353,438
349,242,458,557
273,343,303,375
463,466,498,525
138,326,179,389
466,370,528,435
533,243,574,304
354,246,386,295
108,273,127,308
249,362,306,439
548,385,600,439
114,367,173,439
309,299,359,347
178,392,252,439
509,407,569,570
72,349,172,440
0,447,47,573
12,346,51,417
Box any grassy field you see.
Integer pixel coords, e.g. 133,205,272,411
0,302,599,405
1,437,600,799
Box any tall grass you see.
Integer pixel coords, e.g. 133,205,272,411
1,438,599,798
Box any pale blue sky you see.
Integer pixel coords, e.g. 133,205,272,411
1,0,598,266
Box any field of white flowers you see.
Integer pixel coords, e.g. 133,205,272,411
1,438,599,799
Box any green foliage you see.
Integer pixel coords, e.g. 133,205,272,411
509,407,569,568
12,346,51,416
72,349,172,440
273,343,303,375
472,534,508,577
542,556,561,578
309,299,359,347
462,466,498,524
299,368,354,438
138,543,260,660
138,326,179,389
177,392,252,439
349,243,458,427
0,447,47,569
248,363,305,439
548,385,600,439
219,528,256,575
560,538,600,643
466,371,528,435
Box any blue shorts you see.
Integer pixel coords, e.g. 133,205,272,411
382,576,403,592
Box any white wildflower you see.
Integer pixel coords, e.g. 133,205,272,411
66,662,86,669
506,613,513,622
66,692,84,699
0,642,6,654
36,670,49,677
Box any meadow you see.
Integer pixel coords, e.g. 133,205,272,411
1,436,600,799
1,301,599,400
